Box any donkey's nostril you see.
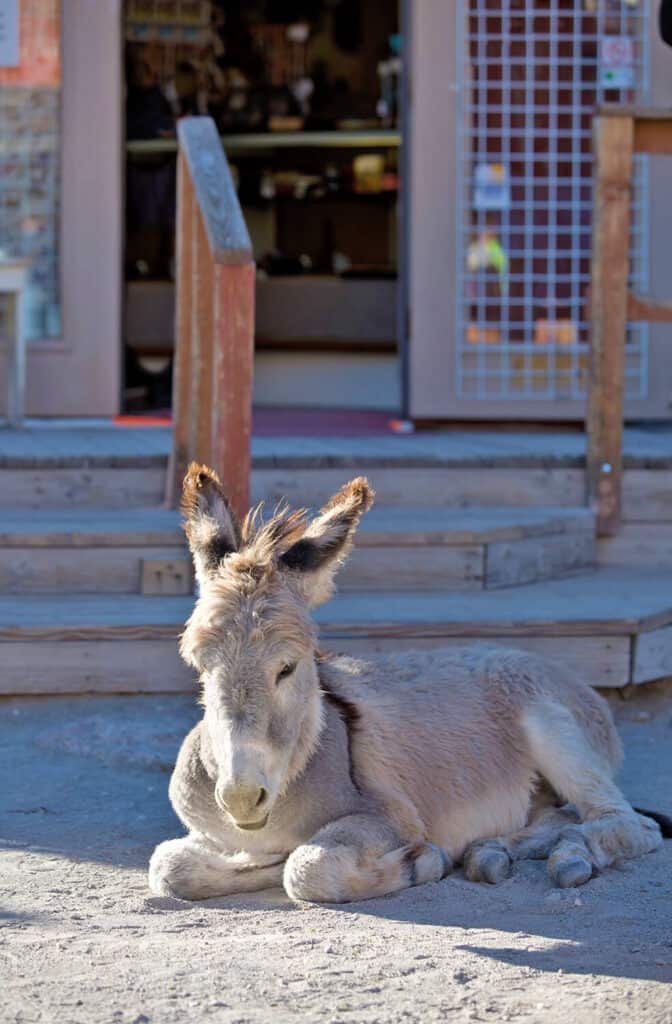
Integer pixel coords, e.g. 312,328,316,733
256,787,267,808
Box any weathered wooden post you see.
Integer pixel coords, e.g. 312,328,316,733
586,112,633,537
166,117,255,519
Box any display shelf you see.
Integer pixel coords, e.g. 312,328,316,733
126,130,401,156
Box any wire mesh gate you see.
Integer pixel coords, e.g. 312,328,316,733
455,0,650,402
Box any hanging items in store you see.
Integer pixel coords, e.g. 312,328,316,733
466,231,509,297
473,163,510,213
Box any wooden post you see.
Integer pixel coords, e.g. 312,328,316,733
165,152,195,507
192,209,215,470
165,118,254,513
586,114,633,537
212,262,255,518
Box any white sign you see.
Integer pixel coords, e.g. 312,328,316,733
473,163,510,212
599,36,635,90
0,0,19,68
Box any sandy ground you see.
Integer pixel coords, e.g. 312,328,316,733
1,680,671,1024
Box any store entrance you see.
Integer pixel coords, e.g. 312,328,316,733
122,1,403,419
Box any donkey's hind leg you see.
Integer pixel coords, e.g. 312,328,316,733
523,702,663,885
149,833,285,900
284,813,452,903
464,804,581,885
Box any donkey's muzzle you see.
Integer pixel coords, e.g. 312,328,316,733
216,780,269,829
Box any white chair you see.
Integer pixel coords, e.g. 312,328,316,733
0,259,30,428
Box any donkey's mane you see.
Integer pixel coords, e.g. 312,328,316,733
239,503,309,562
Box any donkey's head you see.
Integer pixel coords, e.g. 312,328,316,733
179,463,374,832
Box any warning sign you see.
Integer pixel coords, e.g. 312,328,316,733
599,36,635,90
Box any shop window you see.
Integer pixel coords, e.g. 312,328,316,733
0,0,61,340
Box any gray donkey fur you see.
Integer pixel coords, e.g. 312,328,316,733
149,464,666,903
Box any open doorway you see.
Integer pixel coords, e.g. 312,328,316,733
122,0,403,421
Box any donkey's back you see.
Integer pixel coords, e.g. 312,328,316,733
318,644,622,860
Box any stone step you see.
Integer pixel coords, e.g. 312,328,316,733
1,569,670,694
0,505,595,594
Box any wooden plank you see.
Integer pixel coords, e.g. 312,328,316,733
324,636,630,689
192,208,215,468
632,625,672,684
338,544,485,592
0,640,193,695
633,118,672,155
486,531,595,589
358,506,595,546
0,468,165,508
177,118,252,264
598,522,672,568
211,262,255,518
252,467,586,510
622,469,672,521
166,150,195,507
141,557,193,596
586,114,634,536
0,547,184,594
0,507,183,547
0,635,628,695
627,292,672,323
598,105,672,121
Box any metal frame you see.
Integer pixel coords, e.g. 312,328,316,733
454,0,649,404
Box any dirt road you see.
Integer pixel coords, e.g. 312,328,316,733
2,682,671,1024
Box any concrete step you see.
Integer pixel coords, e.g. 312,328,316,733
1,569,671,694
0,507,190,595
0,505,595,594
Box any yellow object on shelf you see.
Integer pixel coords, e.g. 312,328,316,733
534,319,578,345
467,324,501,344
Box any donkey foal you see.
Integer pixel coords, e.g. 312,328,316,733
149,465,669,903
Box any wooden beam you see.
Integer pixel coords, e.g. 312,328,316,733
192,208,215,469
627,292,672,323
165,151,194,507
176,118,252,264
211,262,255,519
167,118,256,512
586,114,633,537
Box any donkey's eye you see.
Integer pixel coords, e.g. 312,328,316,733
276,662,297,684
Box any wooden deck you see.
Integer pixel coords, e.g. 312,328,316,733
1,420,671,695
3,421,672,468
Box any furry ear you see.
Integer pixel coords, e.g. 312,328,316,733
279,477,374,606
181,462,240,584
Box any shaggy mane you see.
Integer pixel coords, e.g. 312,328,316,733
237,503,309,566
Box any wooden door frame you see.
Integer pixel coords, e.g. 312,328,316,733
408,1,670,422
18,0,122,417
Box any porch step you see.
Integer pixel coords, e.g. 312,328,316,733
347,505,595,590
0,508,189,595
1,569,671,694
0,505,594,594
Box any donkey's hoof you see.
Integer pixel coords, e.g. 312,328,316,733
550,855,593,889
464,842,511,885
406,842,453,885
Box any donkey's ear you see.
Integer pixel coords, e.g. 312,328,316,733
279,477,374,606
181,462,240,584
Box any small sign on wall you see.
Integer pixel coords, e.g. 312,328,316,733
473,163,510,212
599,35,636,89
0,0,19,67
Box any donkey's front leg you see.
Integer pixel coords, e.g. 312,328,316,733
284,813,452,903
149,834,286,900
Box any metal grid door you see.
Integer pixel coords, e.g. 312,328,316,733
455,0,649,402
